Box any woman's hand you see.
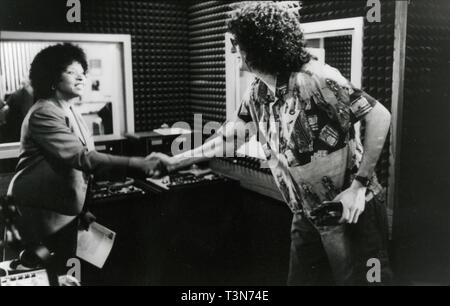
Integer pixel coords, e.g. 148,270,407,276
333,181,366,224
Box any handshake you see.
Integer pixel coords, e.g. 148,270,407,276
130,152,177,178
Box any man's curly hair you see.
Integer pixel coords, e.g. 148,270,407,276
227,1,311,75
29,43,88,102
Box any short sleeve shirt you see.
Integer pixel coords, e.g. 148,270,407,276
237,60,382,213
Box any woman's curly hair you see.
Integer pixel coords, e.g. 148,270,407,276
29,43,88,102
227,1,311,75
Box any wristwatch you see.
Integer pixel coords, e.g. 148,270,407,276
354,175,370,187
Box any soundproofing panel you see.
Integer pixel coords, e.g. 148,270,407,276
324,35,352,80
188,1,272,175
188,1,231,124
394,0,450,283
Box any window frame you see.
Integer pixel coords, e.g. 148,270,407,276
301,17,364,89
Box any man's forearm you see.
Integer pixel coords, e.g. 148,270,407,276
171,119,251,171
171,135,224,170
356,102,391,181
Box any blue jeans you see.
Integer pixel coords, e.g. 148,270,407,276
287,196,393,285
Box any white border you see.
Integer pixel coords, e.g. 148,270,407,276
0,31,135,159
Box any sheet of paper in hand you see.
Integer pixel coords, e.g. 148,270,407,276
76,222,116,269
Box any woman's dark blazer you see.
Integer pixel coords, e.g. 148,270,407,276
8,99,134,241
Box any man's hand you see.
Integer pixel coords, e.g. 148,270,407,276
145,152,177,178
332,181,366,224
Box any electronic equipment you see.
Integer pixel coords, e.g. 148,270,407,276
91,178,146,201
0,254,65,286
0,263,75,286
124,128,193,157
146,166,226,190
0,268,51,286
1,196,59,286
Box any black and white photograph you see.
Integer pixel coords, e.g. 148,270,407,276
0,0,449,292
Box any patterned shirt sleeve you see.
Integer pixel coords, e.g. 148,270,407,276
323,64,378,123
348,87,378,121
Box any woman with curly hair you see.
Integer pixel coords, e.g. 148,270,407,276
8,43,159,275
149,2,393,285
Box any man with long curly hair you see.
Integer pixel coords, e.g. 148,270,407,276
149,1,393,285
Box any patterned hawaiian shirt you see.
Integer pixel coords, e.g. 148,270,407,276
236,60,383,214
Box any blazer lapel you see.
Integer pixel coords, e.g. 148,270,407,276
64,109,87,146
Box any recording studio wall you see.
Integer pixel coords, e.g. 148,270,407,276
0,0,190,132
394,0,450,284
